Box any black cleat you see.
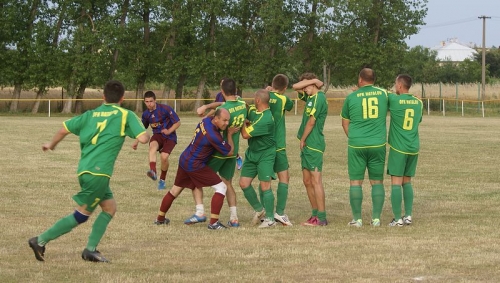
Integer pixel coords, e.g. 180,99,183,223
28,237,45,262
81,248,109,263
154,218,170,225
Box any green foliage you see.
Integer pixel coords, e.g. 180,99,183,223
474,47,500,78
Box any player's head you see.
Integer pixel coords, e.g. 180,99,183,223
213,108,230,130
358,68,375,86
254,89,270,106
143,91,157,111
221,78,237,97
220,77,230,89
395,74,412,94
298,72,317,81
272,74,288,93
103,80,125,103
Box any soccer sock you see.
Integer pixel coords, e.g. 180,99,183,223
195,204,205,216
312,209,318,217
402,182,414,216
157,192,176,221
209,192,225,224
349,185,363,220
276,182,288,215
38,213,79,246
242,186,264,212
229,206,238,220
258,184,264,207
86,211,112,252
160,170,167,181
262,189,275,220
149,162,156,172
317,211,327,222
390,185,403,220
371,183,385,220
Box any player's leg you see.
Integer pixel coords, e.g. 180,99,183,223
184,187,207,224
311,169,327,226
158,139,176,189
348,147,365,227
274,150,291,224
156,165,187,224
217,158,239,226
256,150,276,228
147,135,160,180
239,152,264,224
368,146,386,225
387,148,404,225
208,181,227,228
402,154,418,225
301,168,318,226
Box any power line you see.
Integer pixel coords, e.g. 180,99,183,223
420,17,478,29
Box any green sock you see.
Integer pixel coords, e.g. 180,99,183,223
349,186,363,220
371,184,385,219
86,212,112,252
402,182,414,216
243,186,264,212
258,184,264,207
317,211,327,222
312,209,318,217
391,185,402,219
38,213,79,246
262,189,275,219
275,182,288,215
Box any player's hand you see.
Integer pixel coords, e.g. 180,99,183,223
131,141,139,150
227,126,240,135
161,129,169,135
265,86,273,91
42,143,53,152
196,105,206,116
300,140,306,151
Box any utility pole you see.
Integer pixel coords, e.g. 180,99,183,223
478,15,490,101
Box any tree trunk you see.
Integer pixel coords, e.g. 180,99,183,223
162,85,171,106
175,73,187,111
194,75,207,110
109,0,129,80
74,83,86,114
61,78,76,114
31,89,44,114
9,84,22,112
135,80,145,112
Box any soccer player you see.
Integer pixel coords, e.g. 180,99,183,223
154,108,238,230
341,68,389,227
387,74,423,227
261,74,295,226
292,73,329,226
28,80,149,262
133,91,181,190
239,89,276,228
185,78,248,227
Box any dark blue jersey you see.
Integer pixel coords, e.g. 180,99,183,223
141,103,180,142
179,117,231,172
214,92,225,103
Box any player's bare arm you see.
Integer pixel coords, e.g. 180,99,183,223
299,116,316,150
161,120,181,135
42,127,71,151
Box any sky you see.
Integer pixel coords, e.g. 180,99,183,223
405,0,500,48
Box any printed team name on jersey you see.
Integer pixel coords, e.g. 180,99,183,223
269,98,278,104
92,110,119,117
199,121,207,135
356,90,383,97
229,104,246,113
150,122,161,128
399,100,419,105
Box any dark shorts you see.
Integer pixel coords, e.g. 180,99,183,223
173,165,222,190
150,134,176,154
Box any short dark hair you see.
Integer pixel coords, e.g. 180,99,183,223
397,74,412,89
255,89,270,104
272,74,288,91
221,78,236,96
298,72,317,81
359,68,375,83
104,80,125,103
143,91,156,100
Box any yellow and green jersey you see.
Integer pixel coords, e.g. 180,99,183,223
388,93,423,154
212,98,248,158
246,105,275,152
268,91,294,151
297,91,328,152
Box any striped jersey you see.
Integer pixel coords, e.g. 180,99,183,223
141,103,180,142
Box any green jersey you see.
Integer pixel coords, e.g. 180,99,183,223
340,85,388,147
388,93,423,154
212,98,248,158
296,91,328,152
246,105,275,152
63,103,146,177
268,91,294,151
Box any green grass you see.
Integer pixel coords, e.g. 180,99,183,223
1,114,500,282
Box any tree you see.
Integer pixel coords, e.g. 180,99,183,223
474,48,500,78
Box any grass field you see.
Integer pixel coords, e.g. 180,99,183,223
1,114,500,282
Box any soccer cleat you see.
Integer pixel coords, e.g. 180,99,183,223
348,219,363,227
389,218,404,227
227,219,240,228
147,170,157,181
251,210,265,226
317,219,328,226
154,218,170,225
236,155,243,170
183,214,207,225
207,221,227,230
258,218,276,228
274,213,293,226
403,215,412,225
157,179,166,190
371,218,381,227
301,216,318,226
28,237,45,262
81,248,109,263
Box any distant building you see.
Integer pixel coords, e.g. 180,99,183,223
431,40,478,63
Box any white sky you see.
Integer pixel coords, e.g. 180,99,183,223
405,0,500,48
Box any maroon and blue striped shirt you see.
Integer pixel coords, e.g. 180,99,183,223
141,103,180,142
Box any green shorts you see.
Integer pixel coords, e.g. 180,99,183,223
241,149,276,181
348,145,386,181
387,148,419,177
274,150,289,173
300,147,324,172
207,156,237,180
73,173,113,212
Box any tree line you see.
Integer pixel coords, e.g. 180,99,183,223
0,0,497,114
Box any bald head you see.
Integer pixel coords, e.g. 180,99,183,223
255,89,270,104
213,108,230,130
359,68,375,85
